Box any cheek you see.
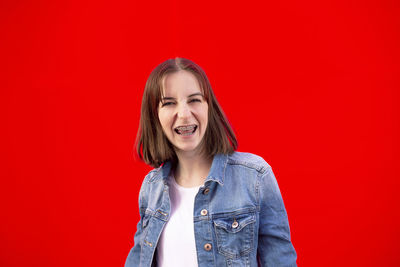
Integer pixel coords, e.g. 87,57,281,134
201,104,209,124
158,111,171,131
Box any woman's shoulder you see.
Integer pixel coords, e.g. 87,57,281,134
141,161,172,184
226,151,272,174
137,163,172,206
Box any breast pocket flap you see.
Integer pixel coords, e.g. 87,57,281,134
213,214,255,233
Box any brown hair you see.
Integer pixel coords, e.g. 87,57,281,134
136,57,237,168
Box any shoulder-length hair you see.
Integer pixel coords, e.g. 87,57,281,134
136,57,237,168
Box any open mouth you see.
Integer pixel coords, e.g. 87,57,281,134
174,125,197,136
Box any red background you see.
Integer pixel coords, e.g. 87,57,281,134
1,0,399,266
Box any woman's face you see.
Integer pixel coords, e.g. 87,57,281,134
158,70,208,155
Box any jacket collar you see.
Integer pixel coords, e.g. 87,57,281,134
149,153,229,186
204,153,228,185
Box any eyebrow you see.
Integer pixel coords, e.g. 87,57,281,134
161,92,203,101
188,93,203,98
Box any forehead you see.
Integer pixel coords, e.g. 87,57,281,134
161,70,202,96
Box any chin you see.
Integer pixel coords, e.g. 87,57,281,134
175,143,202,153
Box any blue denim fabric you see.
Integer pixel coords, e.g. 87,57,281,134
125,152,297,267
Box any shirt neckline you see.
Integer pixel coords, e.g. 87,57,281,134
169,172,203,192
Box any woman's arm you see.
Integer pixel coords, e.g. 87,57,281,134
124,182,147,267
257,167,297,267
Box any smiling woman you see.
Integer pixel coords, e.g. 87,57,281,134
136,58,236,169
158,70,209,157
125,58,297,267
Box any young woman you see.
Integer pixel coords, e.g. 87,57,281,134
125,58,297,267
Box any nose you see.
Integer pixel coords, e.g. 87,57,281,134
177,102,191,119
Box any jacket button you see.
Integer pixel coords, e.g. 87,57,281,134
203,188,210,195
200,209,208,216
232,221,239,229
204,243,212,251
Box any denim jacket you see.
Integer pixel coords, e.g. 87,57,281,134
125,152,297,267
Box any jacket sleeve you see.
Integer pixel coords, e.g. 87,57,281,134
257,167,297,267
124,180,147,267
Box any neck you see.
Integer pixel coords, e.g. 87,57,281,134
174,150,213,188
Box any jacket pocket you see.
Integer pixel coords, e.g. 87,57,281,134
213,212,256,259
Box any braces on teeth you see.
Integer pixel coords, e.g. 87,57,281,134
175,125,197,135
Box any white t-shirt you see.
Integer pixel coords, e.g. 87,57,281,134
156,173,201,267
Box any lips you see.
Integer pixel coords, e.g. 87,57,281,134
174,125,197,136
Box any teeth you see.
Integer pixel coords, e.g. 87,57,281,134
176,125,195,131
175,125,197,135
